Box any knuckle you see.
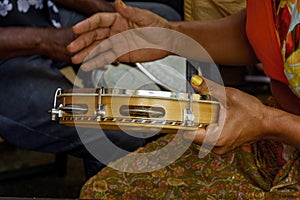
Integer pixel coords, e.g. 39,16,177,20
225,87,240,103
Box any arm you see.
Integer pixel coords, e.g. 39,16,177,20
265,105,300,150
0,0,113,62
0,27,76,62
170,10,259,66
52,0,114,14
68,0,259,70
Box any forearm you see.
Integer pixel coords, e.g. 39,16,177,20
52,0,114,15
263,106,300,150
0,27,75,62
0,27,44,60
170,10,259,66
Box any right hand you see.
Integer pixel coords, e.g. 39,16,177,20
67,0,172,71
183,75,270,155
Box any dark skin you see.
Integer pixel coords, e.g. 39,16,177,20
0,27,75,62
0,0,114,63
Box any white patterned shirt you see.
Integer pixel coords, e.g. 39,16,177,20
0,0,61,27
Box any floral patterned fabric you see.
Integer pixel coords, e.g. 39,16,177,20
80,134,300,199
274,0,300,97
0,0,61,27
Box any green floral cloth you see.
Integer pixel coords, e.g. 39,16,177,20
80,133,300,199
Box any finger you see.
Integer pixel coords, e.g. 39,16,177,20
72,12,118,35
72,33,129,66
183,124,221,145
81,49,118,71
68,28,110,54
71,40,102,64
191,74,226,103
114,0,162,26
182,128,206,144
190,74,209,94
70,35,116,64
199,124,223,157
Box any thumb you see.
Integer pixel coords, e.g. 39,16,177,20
191,74,226,104
114,0,138,19
114,0,159,26
183,129,206,143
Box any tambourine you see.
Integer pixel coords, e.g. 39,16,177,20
50,88,219,133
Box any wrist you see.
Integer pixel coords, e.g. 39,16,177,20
33,28,44,52
261,106,286,141
34,28,51,55
169,21,182,33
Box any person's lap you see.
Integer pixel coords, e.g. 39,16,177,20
80,133,300,199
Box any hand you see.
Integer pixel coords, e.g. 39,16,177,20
67,0,171,71
39,27,76,63
183,75,270,155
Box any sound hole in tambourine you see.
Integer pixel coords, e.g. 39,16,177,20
60,104,88,115
119,105,165,118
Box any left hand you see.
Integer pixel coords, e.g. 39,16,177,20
38,27,76,63
183,75,270,155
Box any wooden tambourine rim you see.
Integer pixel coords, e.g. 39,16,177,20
53,88,220,133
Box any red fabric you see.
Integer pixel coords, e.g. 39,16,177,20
246,0,289,85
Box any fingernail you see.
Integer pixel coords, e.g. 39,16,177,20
191,74,203,86
119,0,127,7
